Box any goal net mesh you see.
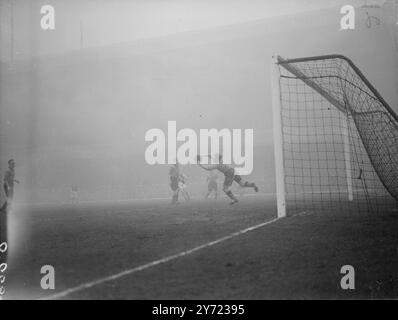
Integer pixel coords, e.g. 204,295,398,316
277,55,398,215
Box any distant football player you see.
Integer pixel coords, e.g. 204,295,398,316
197,154,258,205
178,173,190,201
70,185,80,204
205,171,218,200
169,163,180,205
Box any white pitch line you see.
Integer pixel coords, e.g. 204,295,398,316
41,217,281,300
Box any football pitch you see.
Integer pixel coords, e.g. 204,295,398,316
4,195,398,299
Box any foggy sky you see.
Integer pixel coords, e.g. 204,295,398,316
0,0,371,61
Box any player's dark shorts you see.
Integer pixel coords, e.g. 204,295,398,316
223,168,242,188
170,178,179,191
208,181,218,191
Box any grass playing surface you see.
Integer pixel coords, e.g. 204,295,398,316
3,195,398,299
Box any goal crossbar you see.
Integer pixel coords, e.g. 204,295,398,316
277,54,398,123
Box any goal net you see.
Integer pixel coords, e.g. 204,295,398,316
272,55,398,216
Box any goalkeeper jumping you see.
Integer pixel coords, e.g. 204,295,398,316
197,154,258,205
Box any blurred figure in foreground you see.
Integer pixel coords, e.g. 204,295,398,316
1,159,19,211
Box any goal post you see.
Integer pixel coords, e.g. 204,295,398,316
271,55,286,218
343,122,354,202
271,54,398,216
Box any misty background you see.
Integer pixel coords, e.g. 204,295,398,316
0,0,397,204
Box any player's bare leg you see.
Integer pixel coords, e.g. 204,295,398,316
237,179,259,192
171,190,179,204
205,188,216,200
181,188,190,201
223,185,238,205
